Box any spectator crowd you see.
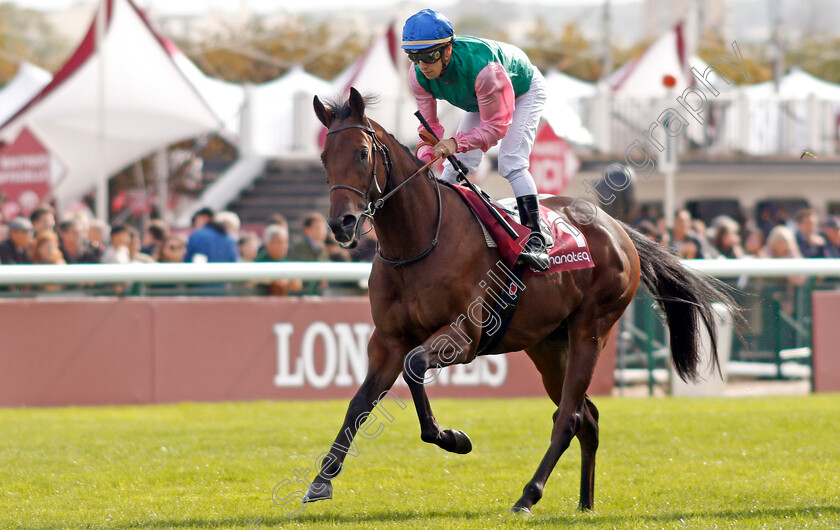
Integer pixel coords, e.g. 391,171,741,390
631,207,840,261
0,201,837,296
0,204,378,296
630,206,840,318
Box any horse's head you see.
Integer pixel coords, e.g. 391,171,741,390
314,87,386,249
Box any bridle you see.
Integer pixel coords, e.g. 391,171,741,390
326,119,392,213
325,118,442,269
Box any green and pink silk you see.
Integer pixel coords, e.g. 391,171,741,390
410,35,536,160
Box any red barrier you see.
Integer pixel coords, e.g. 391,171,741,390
0,298,616,407
812,291,840,393
0,299,153,406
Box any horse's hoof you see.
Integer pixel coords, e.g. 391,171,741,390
444,429,473,454
510,505,533,516
302,482,332,503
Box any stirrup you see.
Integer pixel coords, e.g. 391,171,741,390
519,233,550,271
519,249,550,271
536,219,555,250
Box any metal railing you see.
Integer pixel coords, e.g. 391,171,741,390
614,259,840,394
0,262,373,286
0,258,838,286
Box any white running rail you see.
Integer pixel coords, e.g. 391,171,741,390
0,259,838,286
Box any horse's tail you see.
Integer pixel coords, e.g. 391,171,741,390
620,221,745,383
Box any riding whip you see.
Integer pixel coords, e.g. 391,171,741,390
414,111,520,239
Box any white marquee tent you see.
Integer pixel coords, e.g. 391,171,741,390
742,67,840,101
0,0,223,214
608,25,691,97
730,67,840,156
542,69,595,145
544,69,595,106
164,38,245,139
247,65,332,156
0,62,52,127
601,23,739,151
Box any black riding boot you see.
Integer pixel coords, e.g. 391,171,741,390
516,195,550,271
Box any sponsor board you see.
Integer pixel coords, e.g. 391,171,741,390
273,322,508,390
2,298,597,406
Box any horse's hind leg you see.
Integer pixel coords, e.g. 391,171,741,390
548,396,598,510
577,396,599,510
512,312,613,514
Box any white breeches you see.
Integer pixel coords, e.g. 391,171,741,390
440,69,546,198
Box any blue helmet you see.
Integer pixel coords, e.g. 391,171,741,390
401,9,454,51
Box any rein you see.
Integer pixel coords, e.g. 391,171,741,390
325,119,443,269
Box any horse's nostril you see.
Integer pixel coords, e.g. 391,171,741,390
327,218,343,233
328,215,358,240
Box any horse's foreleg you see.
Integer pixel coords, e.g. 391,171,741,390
512,321,604,514
403,328,475,454
304,331,404,503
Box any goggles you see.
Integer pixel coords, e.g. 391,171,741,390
406,45,447,64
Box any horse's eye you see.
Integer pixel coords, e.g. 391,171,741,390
360,147,369,161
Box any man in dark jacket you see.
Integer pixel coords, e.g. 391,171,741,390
0,217,33,264
821,216,840,258
289,212,329,295
58,219,102,264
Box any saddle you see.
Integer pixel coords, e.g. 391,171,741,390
445,182,595,355
446,183,595,275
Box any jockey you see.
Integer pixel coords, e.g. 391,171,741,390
402,8,550,271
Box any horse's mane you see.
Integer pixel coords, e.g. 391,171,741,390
322,93,380,120
324,91,433,178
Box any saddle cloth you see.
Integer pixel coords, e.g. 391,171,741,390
448,184,594,275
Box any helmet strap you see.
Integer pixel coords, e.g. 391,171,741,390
439,45,452,77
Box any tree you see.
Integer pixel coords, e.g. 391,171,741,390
523,21,600,82
698,33,772,85
176,16,370,84
0,4,67,85
456,13,509,43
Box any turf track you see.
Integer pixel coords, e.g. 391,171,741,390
1,395,838,528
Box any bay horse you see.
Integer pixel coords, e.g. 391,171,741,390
305,87,741,514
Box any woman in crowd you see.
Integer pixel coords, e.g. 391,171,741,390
155,235,187,263
30,231,64,265
710,216,744,259
30,231,65,291
238,232,260,263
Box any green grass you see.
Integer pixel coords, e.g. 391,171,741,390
1,395,838,529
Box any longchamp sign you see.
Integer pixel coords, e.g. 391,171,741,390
0,297,614,407
273,321,508,389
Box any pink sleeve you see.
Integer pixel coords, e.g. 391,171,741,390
453,62,514,153
409,66,444,162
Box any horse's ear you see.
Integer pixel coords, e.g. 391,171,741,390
348,87,365,119
313,96,334,128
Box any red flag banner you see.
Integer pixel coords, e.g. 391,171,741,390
529,120,580,196
0,128,62,218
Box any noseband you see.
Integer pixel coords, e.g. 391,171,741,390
324,118,442,268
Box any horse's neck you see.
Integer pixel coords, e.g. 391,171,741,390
373,139,441,261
